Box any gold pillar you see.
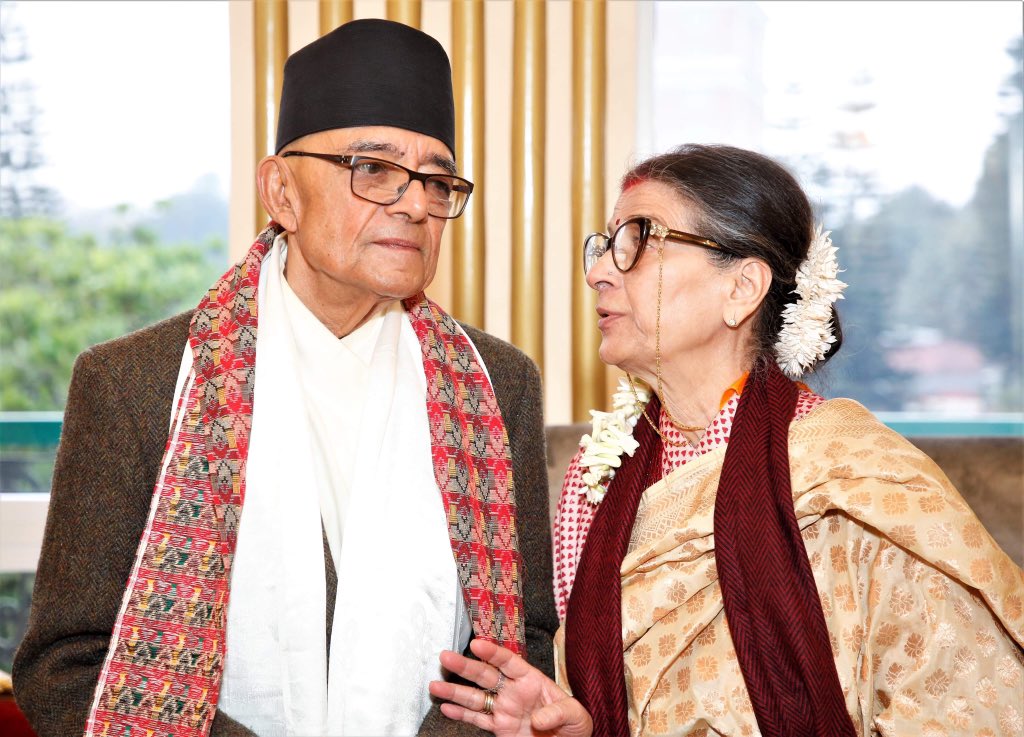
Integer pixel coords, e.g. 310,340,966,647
386,0,422,28
254,0,289,233
511,0,546,371
571,0,606,419
451,1,486,327
319,0,353,35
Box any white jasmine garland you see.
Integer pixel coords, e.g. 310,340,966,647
775,224,847,379
578,376,650,503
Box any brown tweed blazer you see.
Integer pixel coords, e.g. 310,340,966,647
13,310,557,737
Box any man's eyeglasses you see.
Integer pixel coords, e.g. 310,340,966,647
583,216,727,275
282,151,474,219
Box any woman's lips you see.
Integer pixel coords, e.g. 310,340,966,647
596,307,621,330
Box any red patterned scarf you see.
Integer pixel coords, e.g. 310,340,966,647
84,225,524,737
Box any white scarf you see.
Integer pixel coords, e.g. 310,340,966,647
169,239,472,735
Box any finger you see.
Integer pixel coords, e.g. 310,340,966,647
439,702,494,731
532,701,569,730
438,649,475,678
430,678,505,705
532,700,593,737
437,649,502,690
469,638,535,680
428,680,493,713
428,679,457,701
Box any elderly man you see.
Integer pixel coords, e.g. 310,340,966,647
13,19,556,737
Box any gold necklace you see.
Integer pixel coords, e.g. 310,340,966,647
626,373,700,448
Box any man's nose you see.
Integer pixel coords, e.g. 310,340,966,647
386,179,429,221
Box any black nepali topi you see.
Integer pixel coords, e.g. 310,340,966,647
276,18,455,155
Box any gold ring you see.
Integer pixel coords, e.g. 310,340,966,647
481,690,495,715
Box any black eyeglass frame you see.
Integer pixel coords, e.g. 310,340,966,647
583,216,727,274
281,151,475,219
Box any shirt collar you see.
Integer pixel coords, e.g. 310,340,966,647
719,372,749,410
720,371,811,409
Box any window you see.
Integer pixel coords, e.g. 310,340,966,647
0,0,230,674
644,1,1023,419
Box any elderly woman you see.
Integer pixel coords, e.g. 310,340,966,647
431,145,1024,736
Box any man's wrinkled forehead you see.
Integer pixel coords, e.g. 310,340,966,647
286,128,457,175
345,139,457,175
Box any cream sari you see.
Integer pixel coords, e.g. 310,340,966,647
556,399,1024,736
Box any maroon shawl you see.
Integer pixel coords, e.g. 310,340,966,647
565,366,854,736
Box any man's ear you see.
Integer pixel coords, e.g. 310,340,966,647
724,258,772,328
256,155,299,232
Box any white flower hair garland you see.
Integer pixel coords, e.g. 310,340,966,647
775,225,847,379
578,376,651,503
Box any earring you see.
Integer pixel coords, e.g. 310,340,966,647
727,314,738,327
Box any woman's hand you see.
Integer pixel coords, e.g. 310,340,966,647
429,638,593,737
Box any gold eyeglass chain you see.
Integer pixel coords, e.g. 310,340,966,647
626,236,707,447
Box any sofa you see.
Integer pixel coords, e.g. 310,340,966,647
544,425,1023,568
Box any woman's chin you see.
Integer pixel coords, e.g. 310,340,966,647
598,344,636,375
597,342,619,368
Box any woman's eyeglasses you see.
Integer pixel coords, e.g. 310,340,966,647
583,216,726,275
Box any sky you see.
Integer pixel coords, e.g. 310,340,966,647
647,1,1021,208
759,1,1023,207
3,0,1022,212
3,0,230,211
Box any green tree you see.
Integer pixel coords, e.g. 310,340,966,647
956,35,1023,408
0,217,223,410
888,36,1023,410
807,37,1024,413
818,197,932,410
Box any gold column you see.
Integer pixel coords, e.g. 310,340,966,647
319,0,353,35
451,1,486,327
254,0,289,233
571,0,606,419
386,0,422,28
511,0,546,371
